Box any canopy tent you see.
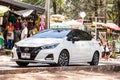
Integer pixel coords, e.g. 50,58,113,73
0,5,10,13
102,23,120,31
0,5,10,16
14,10,34,17
0,0,45,13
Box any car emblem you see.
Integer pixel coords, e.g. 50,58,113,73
24,48,29,52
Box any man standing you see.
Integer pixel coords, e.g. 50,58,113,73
21,22,28,40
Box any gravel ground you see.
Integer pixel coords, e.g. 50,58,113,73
0,70,120,80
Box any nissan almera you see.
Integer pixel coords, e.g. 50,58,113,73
12,28,102,66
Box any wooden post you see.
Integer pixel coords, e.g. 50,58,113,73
45,0,50,29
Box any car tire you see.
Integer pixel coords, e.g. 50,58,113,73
58,50,69,66
90,52,99,66
16,61,29,67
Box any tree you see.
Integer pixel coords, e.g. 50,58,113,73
21,0,64,14
63,0,104,20
112,0,120,26
21,0,45,8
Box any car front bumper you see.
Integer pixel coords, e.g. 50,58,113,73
12,47,61,64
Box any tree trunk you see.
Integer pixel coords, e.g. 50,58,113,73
94,0,98,17
53,0,57,14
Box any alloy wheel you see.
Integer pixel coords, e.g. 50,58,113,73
58,50,69,66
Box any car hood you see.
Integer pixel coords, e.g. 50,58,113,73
16,38,63,47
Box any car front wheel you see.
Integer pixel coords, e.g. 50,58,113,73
58,50,69,66
16,61,29,67
90,52,99,66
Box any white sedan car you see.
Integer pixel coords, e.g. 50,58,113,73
12,28,102,66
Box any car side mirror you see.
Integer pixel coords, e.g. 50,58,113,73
67,36,80,44
67,37,72,41
73,36,80,41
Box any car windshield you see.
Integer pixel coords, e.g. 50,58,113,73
32,29,71,38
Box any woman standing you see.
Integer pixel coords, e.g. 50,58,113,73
5,22,14,49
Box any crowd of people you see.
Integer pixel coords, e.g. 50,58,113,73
0,12,45,49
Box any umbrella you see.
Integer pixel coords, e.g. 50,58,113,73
65,20,84,29
50,23,70,28
0,5,10,13
102,23,120,30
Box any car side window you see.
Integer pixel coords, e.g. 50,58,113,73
67,29,84,41
67,29,93,41
78,31,86,40
81,31,92,40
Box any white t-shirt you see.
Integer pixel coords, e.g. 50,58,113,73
21,27,28,40
105,45,110,52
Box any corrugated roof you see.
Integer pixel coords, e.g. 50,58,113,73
0,0,45,13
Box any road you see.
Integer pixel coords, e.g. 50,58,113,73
0,70,120,80
0,55,120,80
0,55,120,70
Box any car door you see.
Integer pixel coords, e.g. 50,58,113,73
67,29,87,63
79,31,93,61
67,29,82,63
70,30,92,62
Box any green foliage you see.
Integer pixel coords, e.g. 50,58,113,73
112,0,120,26
22,0,45,8
19,0,120,24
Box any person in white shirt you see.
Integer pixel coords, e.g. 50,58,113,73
21,22,28,40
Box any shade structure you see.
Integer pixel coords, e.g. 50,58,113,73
103,23,120,31
50,23,70,28
14,10,34,17
0,5,10,13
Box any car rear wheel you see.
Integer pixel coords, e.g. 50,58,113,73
58,50,69,66
16,61,29,67
90,52,99,66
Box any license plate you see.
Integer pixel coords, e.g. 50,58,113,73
21,53,30,59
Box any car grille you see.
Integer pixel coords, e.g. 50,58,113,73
19,47,35,53
17,47,41,60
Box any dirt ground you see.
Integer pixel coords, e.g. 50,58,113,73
0,70,120,80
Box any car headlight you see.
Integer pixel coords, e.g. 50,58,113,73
41,43,59,50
